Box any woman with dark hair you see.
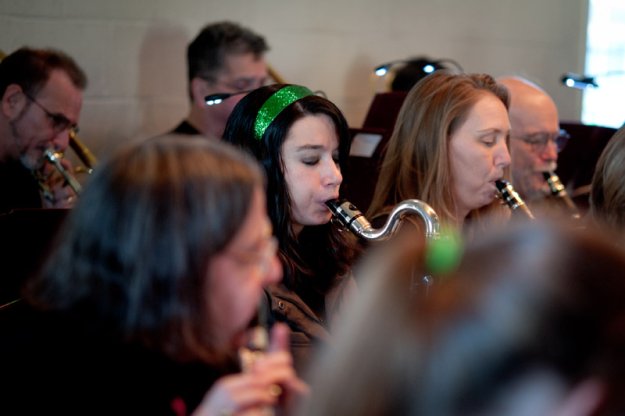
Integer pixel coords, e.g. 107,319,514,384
0,135,307,415
223,84,361,376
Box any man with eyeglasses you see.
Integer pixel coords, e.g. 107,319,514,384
498,76,569,212
169,21,269,139
0,47,87,213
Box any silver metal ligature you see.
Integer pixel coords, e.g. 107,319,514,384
495,179,535,220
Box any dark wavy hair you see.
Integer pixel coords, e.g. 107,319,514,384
223,84,360,308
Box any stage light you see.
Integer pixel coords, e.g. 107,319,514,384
560,73,598,89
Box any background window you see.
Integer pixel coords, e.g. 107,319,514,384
582,0,625,128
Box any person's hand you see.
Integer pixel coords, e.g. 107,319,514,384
192,323,309,416
263,323,310,415
38,159,79,208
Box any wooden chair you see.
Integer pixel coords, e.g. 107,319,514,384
361,91,407,130
342,127,393,213
556,121,617,211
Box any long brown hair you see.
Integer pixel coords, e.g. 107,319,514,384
368,71,510,228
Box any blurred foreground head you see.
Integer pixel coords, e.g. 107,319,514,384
26,135,271,362
302,221,625,416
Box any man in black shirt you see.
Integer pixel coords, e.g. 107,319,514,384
170,21,269,139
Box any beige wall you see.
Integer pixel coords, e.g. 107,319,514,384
0,0,588,160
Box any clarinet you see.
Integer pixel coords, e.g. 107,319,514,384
543,171,581,220
495,179,535,220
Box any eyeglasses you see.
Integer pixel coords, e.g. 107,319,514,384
513,129,570,153
226,236,278,274
199,73,268,93
24,92,80,137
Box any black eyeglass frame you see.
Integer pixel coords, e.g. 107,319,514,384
23,92,80,137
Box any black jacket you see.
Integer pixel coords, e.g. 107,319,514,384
0,300,231,415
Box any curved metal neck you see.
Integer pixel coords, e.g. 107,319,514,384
326,199,440,241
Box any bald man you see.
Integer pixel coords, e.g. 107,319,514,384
497,76,566,203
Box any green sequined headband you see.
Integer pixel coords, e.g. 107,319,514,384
254,85,314,140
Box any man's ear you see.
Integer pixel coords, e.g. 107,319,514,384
2,84,27,119
190,77,209,107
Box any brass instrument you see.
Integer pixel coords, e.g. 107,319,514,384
36,134,96,205
495,179,535,220
43,148,83,195
69,132,97,174
267,64,287,84
543,171,581,220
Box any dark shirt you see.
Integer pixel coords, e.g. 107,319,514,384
0,300,234,415
170,120,201,136
0,158,42,214
0,208,69,306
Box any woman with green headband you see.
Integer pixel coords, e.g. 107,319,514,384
223,84,362,377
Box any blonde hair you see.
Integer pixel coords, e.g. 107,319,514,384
368,71,510,228
590,127,625,239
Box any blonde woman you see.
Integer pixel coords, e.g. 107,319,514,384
368,71,512,233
